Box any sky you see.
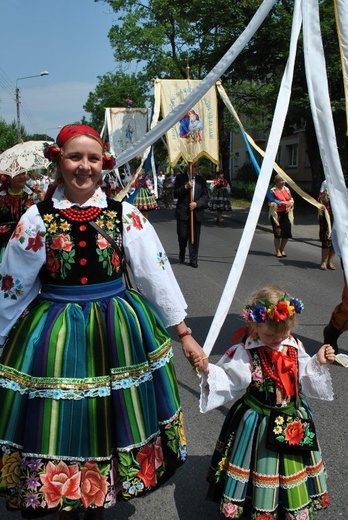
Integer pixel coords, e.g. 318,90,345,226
0,0,134,139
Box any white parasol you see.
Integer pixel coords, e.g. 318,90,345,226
0,141,53,178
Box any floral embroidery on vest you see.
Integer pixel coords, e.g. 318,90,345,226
43,213,75,279
95,210,122,276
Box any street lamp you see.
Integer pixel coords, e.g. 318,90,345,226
16,71,49,142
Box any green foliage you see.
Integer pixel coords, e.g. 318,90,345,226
235,162,258,183
0,119,18,153
231,180,257,201
92,0,346,187
83,71,150,130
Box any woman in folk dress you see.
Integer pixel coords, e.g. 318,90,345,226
0,124,207,520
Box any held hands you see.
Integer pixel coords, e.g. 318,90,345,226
180,335,209,374
317,344,336,364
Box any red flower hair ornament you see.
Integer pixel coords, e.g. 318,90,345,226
44,124,116,170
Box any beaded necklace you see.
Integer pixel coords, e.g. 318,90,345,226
258,345,297,391
59,206,103,222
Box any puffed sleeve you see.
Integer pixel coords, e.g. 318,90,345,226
122,201,187,328
0,205,46,344
298,341,334,401
199,345,252,413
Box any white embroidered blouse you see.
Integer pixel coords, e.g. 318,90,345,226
0,186,187,343
199,335,334,413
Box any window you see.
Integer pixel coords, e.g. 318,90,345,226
286,144,298,167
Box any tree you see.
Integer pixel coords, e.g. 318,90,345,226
83,71,150,130
95,0,347,189
0,119,18,154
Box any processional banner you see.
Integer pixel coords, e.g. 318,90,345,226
158,79,219,166
106,107,149,157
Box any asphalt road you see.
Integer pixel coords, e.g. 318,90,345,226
1,205,347,519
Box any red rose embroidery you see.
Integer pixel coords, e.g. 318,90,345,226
50,234,73,252
284,420,305,445
81,461,108,508
1,275,15,292
137,445,156,487
131,212,143,230
97,235,109,250
12,221,25,240
0,225,10,234
25,230,44,252
111,251,120,268
40,461,81,508
46,250,60,275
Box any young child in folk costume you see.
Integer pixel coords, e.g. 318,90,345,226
208,172,232,224
194,285,335,519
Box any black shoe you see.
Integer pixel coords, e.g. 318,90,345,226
179,254,185,264
189,262,198,268
323,323,340,353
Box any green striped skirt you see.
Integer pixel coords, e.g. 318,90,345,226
132,188,158,211
206,394,329,519
0,280,186,515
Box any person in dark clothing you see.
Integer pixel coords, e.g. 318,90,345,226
174,162,208,268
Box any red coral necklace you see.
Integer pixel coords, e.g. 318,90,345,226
59,206,102,222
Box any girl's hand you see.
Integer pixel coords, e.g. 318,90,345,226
317,344,336,364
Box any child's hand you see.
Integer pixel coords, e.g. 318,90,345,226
317,344,336,364
190,353,209,375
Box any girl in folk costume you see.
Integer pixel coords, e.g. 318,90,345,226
208,172,232,224
0,124,206,519
131,170,158,214
193,285,335,519
269,174,294,258
0,172,34,262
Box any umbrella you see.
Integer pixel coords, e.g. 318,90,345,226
0,140,53,178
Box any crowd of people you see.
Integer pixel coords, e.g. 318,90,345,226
0,124,343,520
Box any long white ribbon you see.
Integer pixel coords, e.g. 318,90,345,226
334,0,348,133
115,0,277,167
203,0,302,356
303,0,348,276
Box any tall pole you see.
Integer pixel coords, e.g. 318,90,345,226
15,71,49,143
16,87,21,142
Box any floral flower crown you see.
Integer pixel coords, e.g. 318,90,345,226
242,295,304,323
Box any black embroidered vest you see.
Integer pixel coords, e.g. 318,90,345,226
37,199,124,286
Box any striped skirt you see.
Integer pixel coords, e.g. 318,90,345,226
0,280,186,515
206,396,329,519
208,187,232,212
132,188,158,211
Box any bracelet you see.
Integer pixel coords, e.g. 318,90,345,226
178,327,192,339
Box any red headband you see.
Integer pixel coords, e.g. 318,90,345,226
44,124,116,170
56,124,104,148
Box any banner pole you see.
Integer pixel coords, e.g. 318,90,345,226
189,162,194,244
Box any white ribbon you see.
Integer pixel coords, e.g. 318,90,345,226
203,0,302,356
303,0,348,276
334,0,348,133
115,0,277,167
